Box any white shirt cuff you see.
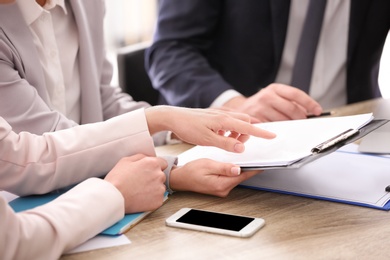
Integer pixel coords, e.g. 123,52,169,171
209,89,243,108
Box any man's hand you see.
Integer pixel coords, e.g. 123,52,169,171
223,83,323,122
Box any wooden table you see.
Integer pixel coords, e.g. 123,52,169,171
62,98,390,260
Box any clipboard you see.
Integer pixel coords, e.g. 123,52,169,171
178,114,389,170
241,119,389,170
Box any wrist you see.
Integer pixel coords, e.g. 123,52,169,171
223,96,246,109
169,166,183,192
145,106,173,135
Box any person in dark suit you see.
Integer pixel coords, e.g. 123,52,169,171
146,0,390,122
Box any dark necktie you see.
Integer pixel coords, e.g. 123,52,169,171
291,0,327,93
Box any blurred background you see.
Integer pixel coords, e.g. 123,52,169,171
103,0,390,99
104,0,157,87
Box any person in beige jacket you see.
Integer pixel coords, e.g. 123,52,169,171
0,105,274,260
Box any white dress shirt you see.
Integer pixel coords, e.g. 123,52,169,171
16,0,81,123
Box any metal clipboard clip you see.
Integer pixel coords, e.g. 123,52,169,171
311,128,360,153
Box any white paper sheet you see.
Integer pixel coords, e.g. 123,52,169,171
66,235,131,254
178,113,373,168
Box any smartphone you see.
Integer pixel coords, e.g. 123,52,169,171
165,208,265,237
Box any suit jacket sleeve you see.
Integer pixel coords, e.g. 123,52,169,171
0,108,155,196
0,178,124,260
146,0,233,108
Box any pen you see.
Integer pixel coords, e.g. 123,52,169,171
307,111,334,118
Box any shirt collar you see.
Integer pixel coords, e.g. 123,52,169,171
16,0,68,25
45,0,67,13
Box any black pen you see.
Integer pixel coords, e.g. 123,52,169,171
307,111,334,118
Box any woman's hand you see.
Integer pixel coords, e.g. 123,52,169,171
169,158,261,197
104,154,167,213
145,106,276,153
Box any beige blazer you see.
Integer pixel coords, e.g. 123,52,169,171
0,109,155,259
0,0,150,134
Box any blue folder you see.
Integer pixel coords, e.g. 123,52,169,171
9,186,167,236
239,148,390,211
239,184,390,211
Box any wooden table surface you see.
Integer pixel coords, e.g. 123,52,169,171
61,98,390,260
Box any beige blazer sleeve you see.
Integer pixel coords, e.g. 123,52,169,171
0,108,158,259
1,178,124,260
0,108,156,196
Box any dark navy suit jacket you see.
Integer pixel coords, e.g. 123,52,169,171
146,0,390,108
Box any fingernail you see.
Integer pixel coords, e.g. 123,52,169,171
231,166,241,175
314,107,323,115
234,143,245,153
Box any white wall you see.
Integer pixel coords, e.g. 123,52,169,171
104,0,157,86
379,32,390,99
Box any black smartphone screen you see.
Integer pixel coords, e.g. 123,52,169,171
176,209,254,231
